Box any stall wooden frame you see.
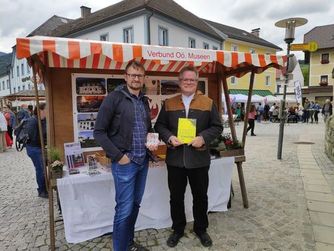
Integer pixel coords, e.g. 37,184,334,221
16,36,286,250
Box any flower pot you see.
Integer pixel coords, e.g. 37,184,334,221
51,165,63,179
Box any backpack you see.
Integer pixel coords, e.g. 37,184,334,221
14,118,30,151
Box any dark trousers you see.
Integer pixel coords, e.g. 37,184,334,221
247,119,255,134
167,165,209,235
7,125,13,140
314,111,319,123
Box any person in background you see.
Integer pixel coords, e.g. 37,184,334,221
154,65,223,248
313,101,321,124
25,103,47,198
94,61,158,251
309,101,315,123
269,103,276,122
263,103,270,121
322,99,333,122
256,103,264,123
17,104,31,123
247,104,257,136
0,110,8,152
4,105,16,141
303,99,310,123
28,105,34,116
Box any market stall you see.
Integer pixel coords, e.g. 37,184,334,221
16,36,286,250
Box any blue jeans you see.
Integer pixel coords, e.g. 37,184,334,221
112,159,148,251
26,145,46,195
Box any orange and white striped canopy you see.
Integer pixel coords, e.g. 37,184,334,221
17,36,286,77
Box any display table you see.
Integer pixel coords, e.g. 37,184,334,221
57,157,234,243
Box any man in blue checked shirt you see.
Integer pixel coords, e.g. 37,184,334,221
94,61,158,251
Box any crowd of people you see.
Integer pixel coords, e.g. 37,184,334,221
230,98,333,137
232,98,333,125
0,104,33,151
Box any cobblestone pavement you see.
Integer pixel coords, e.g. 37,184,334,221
0,119,332,250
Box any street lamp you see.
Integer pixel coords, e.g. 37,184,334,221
275,17,308,160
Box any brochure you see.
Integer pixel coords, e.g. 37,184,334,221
64,142,85,169
177,118,197,144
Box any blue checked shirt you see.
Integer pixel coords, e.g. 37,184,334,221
127,93,148,165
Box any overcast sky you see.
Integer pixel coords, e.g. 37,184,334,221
0,0,333,60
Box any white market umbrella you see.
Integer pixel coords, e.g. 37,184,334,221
264,95,280,104
251,94,264,103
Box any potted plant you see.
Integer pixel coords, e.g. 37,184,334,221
48,147,64,179
210,133,244,157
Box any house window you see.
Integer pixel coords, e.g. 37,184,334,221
250,48,256,54
231,76,236,84
18,86,21,91
265,76,271,86
13,87,16,93
203,42,209,49
188,38,196,48
28,83,31,90
7,80,9,89
21,63,24,75
158,27,168,46
17,66,19,77
231,44,238,51
212,46,218,50
22,85,25,90
321,53,329,64
123,27,134,43
320,75,328,84
1,81,4,90
100,33,109,41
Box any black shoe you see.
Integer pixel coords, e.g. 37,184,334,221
167,232,184,247
38,192,48,199
128,241,148,251
195,232,212,247
251,133,256,136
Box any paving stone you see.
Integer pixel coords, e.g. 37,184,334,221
316,242,334,251
305,191,334,202
307,200,334,214
313,225,334,244
309,211,334,227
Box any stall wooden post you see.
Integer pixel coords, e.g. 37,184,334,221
219,65,249,208
31,57,56,251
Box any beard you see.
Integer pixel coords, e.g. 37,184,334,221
127,82,143,91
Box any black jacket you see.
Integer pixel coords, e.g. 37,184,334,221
94,85,153,162
26,116,47,147
154,93,223,169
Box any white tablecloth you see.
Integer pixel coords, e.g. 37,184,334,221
57,157,234,243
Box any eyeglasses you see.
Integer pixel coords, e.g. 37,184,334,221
126,73,145,79
180,78,198,83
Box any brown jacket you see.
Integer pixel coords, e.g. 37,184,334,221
154,93,222,168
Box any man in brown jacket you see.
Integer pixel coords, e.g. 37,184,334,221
154,65,222,248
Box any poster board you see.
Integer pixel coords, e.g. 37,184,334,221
71,73,208,152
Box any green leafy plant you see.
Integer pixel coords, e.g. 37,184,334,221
48,147,62,162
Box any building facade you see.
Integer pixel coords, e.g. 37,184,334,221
304,24,334,104
3,0,281,100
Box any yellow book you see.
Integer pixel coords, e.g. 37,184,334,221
177,118,197,144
